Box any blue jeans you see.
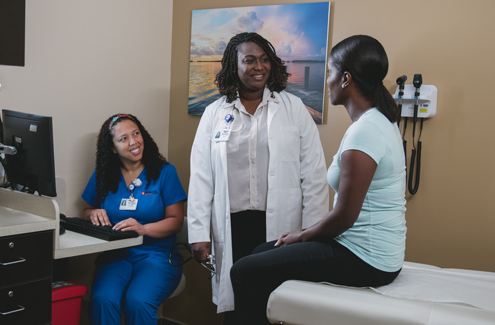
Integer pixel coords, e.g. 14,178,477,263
89,246,182,325
230,239,401,325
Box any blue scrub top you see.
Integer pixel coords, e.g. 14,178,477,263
82,163,187,248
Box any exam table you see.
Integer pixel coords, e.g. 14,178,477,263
267,261,495,325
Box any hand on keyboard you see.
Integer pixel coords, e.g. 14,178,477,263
60,214,139,241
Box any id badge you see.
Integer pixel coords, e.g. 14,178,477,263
215,128,231,142
120,198,138,210
215,113,235,142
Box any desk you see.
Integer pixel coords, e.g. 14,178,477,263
0,187,143,258
0,188,142,324
55,230,142,259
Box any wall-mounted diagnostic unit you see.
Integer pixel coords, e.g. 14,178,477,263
394,74,438,195
394,84,438,118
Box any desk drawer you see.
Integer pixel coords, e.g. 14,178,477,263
0,230,53,287
0,277,51,325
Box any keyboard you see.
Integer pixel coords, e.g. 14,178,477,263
60,214,139,241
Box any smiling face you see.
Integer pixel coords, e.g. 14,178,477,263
110,119,144,167
237,42,271,95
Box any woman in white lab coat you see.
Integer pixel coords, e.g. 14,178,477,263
187,32,329,320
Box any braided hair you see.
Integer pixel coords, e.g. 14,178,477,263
94,114,168,204
330,35,400,123
215,32,291,103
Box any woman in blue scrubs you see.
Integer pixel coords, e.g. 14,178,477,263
82,113,187,325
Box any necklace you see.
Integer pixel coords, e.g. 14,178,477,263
241,98,262,115
121,165,144,187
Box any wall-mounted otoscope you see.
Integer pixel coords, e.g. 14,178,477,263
393,74,438,195
408,74,423,195
396,75,408,168
396,75,407,110
412,74,423,138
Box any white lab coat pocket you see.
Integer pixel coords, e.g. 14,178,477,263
280,126,300,162
211,193,225,243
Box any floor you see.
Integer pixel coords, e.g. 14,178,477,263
158,316,189,325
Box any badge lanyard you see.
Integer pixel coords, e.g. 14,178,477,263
120,178,142,210
214,110,235,142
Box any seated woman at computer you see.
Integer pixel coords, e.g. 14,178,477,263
81,113,187,325
230,35,407,324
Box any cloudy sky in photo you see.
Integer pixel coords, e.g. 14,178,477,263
190,2,330,61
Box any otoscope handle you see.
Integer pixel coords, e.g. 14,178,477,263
412,74,423,125
408,141,422,194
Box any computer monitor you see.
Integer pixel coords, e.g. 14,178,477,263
1,109,57,197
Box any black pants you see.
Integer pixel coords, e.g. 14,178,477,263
230,210,266,263
230,238,401,325
224,210,266,325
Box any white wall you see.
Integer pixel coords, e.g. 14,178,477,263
0,0,174,216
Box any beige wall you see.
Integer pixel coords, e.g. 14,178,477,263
2,0,494,324
0,1,174,324
166,0,495,323
0,0,174,218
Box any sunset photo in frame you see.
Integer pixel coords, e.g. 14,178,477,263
188,2,331,124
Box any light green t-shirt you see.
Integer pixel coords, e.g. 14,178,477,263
327,108,407,272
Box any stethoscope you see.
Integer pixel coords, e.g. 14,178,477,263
168,242,216,278
127,177,216,278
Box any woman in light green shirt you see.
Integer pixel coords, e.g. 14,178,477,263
231,35,406,325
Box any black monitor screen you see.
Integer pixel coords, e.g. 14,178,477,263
1,109,57,197
0,0,26,66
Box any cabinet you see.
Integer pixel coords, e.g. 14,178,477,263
0,230,53,325
0,187,142,325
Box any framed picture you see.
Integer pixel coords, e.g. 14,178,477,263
188,2,331,124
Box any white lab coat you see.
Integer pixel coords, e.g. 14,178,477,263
188,89,329,313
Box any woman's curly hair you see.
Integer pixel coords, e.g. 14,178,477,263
94,114,167,204
215,32,291,103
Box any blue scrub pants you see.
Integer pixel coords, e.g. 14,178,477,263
89,246,182,325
